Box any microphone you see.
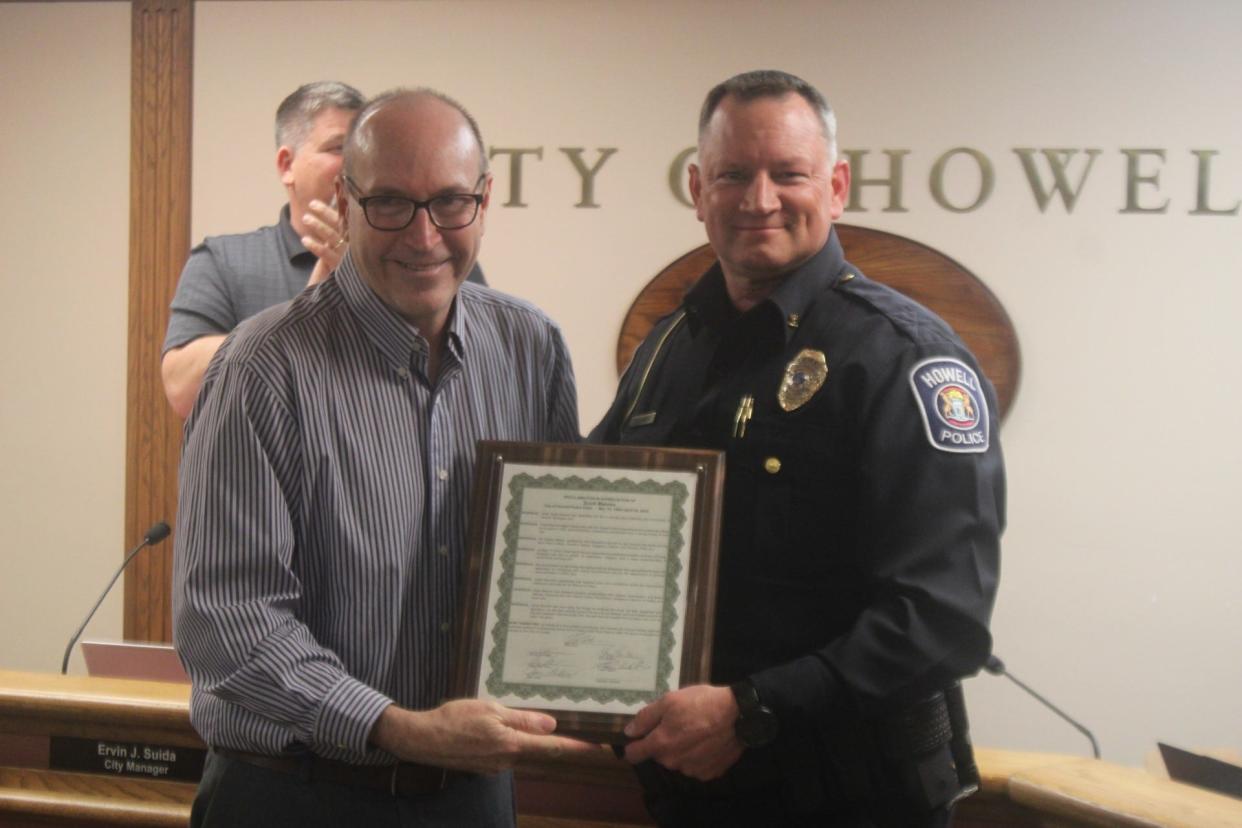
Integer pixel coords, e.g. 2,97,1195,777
985,654,1101,759
60,522,171,675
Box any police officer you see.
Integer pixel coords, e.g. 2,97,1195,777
590,70,1005,827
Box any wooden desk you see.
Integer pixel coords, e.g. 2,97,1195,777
963,747,1242,828
0,671,640,828
0,672,198,827
3,671,1240,828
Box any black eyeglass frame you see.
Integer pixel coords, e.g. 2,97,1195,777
341,173,487,231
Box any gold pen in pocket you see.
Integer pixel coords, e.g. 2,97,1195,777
732,394,754,439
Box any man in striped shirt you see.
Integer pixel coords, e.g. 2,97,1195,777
173,89,591,827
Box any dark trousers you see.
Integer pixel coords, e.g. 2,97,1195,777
191,749,515,828
637,761,952,828
643,789,952,828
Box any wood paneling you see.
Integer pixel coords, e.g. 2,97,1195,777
124,0,192,642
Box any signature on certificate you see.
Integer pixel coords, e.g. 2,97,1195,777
597,644,649,674
523,649,575,681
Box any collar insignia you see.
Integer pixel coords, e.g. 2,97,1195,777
778,349,828,412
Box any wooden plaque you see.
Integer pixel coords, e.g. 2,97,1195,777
454,441,724,743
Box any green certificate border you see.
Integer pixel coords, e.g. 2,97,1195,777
483,472,688,705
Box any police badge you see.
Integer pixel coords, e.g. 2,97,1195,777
778,349,828,412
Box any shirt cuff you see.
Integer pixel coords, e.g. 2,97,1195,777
750,653,840,733
313,674,393,759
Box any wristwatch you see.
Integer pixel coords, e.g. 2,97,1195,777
730,679,778,748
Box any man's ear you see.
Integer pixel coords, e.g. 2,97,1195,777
828,159,851,220
688,163,705,223
277,145,295,188
334,176,349,234
476,174,494,234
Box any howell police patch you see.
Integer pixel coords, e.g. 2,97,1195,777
909,357,990,453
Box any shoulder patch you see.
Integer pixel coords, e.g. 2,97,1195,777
909,357,990,453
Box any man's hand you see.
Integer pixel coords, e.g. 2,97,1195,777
370,699,599,775
300,198,346,285
623,684,743,781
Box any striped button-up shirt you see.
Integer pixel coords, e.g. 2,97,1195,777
172,253,578,763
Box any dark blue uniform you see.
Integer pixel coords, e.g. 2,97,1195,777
590,230,1004,826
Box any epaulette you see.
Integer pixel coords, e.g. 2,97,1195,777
832,268,959,347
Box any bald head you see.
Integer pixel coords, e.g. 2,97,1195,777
334,87,493,339
343,88,488,181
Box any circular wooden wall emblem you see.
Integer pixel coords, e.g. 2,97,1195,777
615,224,1022,419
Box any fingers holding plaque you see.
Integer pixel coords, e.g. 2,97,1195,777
454,442,724,744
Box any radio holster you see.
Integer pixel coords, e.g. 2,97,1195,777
877,682,980,812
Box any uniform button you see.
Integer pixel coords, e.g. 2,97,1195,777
437,545,449,557
436,468,449,481
440,621,451,633
396,367,410,379
763,457,782,474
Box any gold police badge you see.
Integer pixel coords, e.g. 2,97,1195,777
778,349,828,412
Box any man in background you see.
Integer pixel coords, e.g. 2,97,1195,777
160,80,486,416
174,88,585,827
592,70,1004,826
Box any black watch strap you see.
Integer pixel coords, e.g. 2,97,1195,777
730,680,779,748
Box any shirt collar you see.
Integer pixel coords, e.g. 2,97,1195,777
444,288,467,361
278,204,314,264
335,251,469,370
684,227,846,341
764,229,844,335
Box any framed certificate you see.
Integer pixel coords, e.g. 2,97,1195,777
453,441,725,743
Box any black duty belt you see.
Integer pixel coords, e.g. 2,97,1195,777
214,747,455,797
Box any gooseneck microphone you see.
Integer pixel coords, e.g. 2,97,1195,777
60,522,171,675
985,654,1101,759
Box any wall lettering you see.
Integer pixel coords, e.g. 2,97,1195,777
1013,148,1101,213
559,147,618,208
489,147,544,207
844,149,910,213
482,144,1236,217
929,148,995,213
1191,150,1241,216
1120,149,1171,214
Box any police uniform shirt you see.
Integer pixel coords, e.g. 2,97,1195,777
590,229,1004,791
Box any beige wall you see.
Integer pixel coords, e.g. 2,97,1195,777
0,3,131,672
4,0,1240,768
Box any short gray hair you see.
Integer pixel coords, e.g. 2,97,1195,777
698,70,838,162
343,87,489,177
275,81,365,151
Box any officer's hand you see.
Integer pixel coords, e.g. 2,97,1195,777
370,699,598,775
301,198,346,284
623,684,742,781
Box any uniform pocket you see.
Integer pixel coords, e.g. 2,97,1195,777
727,423,858,586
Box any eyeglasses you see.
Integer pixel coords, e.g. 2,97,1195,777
342,174,485,231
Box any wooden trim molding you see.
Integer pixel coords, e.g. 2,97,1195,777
124,0,193,642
